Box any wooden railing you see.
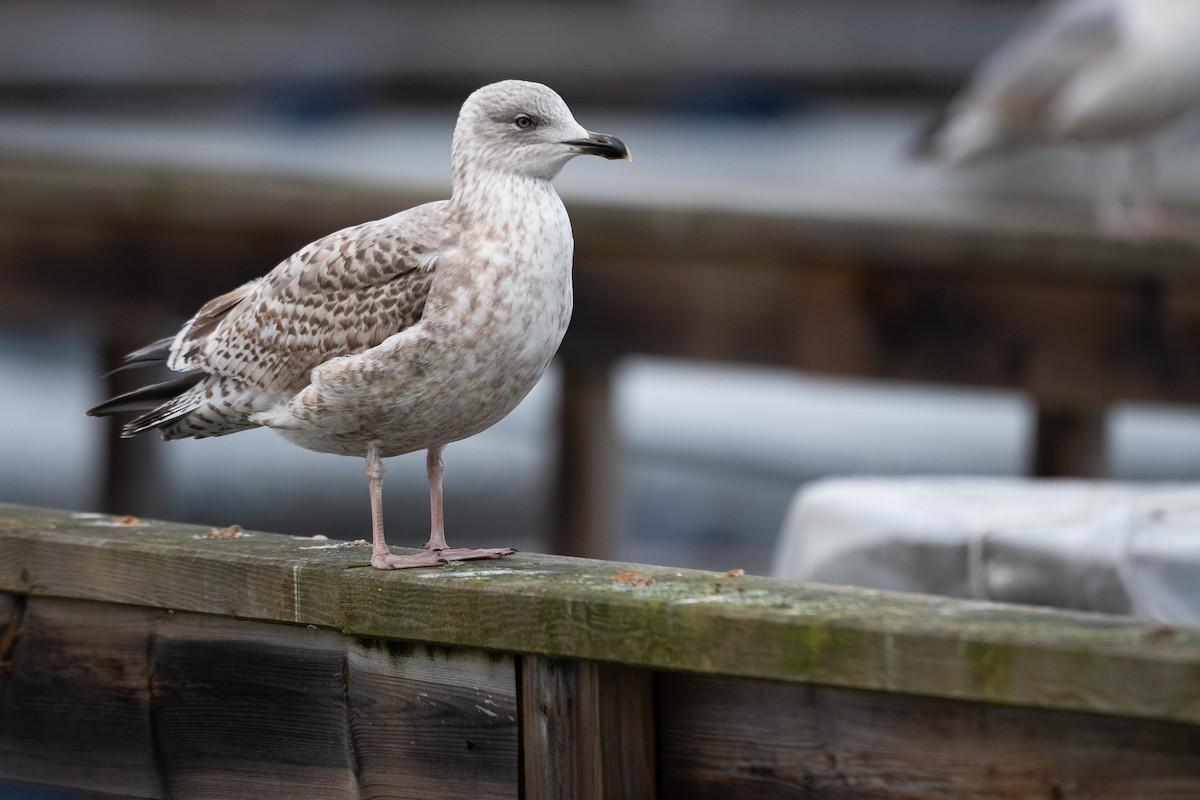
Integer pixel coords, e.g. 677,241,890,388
2,503,1199,798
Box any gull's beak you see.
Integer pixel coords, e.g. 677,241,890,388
564,131,631,161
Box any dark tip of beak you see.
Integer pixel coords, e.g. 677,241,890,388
564,132,631,161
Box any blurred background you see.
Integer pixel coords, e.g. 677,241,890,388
3,0,1200,593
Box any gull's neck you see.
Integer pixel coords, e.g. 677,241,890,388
449,161,564,230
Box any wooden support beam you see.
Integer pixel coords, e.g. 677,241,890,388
345,642,519,800
0,595,519,799
1032,405,1109,478
658,673,1200,799
3,504,1200,725
520,656,655,799
551,355,615,559
3,507,1200,798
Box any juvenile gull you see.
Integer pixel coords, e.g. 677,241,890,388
88,80,630,569
915,0,1200,235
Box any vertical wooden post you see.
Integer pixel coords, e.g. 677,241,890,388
520,656,655,799
1031,404,1108,477
551,356,615,559
790,262,874,376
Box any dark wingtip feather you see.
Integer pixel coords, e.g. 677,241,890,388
86,372,204,422
102,336,175,378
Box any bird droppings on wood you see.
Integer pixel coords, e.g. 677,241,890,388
202,524,245,539
299,539,371,551
612,571,656,587
70,511,147,528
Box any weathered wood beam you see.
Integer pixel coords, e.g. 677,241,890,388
2,504,1199,727
0,595,519,799
4,506,1200,799
1031,405,1108,477
658,673,1200,799
550,353,616,559
521,657,655,799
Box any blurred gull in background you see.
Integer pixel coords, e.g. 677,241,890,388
915,0,1200,237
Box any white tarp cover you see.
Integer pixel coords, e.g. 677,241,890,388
773,478,1200,625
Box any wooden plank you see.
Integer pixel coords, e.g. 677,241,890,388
149,612,359,799
0,593,521,800
0,597,165,797
658,673,1200,799
520,656,655,800
3,505,1200,727
347,641,519,800
570,256,804,368
570,251,1200,409
0,596,361,799
0,505,351,628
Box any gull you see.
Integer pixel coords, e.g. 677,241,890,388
915,0,1200,236
88,80,630,569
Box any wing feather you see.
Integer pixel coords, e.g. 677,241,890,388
917,0,1123,161
92,200,454,438
974,0,1122,127
181,202,450,395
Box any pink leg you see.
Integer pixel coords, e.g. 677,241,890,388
424,445,449,550
420,444,517,564
366,443,446,569
1097,141,1198,241
366,443,516,570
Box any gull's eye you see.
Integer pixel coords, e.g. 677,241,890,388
513,113,536,131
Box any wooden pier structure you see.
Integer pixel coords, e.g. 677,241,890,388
2,504,1199,798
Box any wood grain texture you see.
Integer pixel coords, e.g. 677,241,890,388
0,598,164,797
150,612,360,799
3,504,1200,728
521,656,655,800
347,642,518,800
0,594,520,799
658,673,1200,800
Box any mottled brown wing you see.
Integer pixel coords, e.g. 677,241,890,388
172,202,450,395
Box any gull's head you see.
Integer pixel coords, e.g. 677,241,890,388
452,80,630,182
